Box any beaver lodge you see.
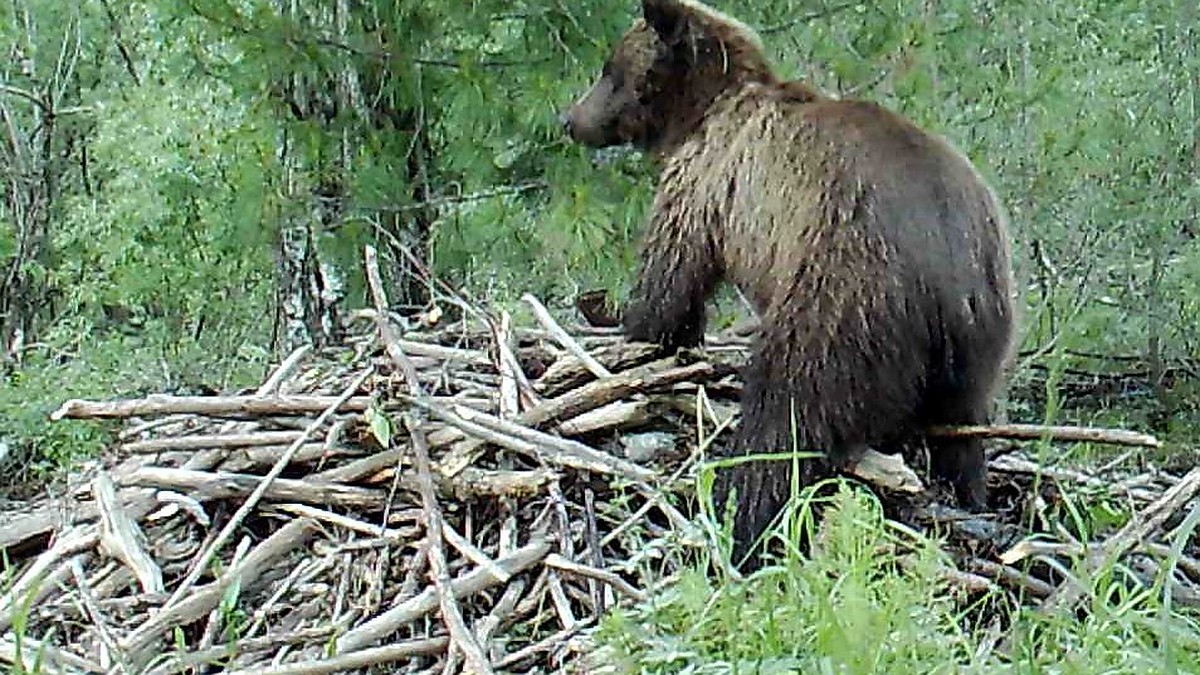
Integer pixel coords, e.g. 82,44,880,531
1,248,1196,674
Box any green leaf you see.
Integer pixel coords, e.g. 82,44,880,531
365,404,393,449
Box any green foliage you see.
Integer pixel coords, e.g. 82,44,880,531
1,1,276,472
595,487,978,672
2,557,48,674
593,484,1200,674
218,576,248,644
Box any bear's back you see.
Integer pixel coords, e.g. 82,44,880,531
677,84,1010,317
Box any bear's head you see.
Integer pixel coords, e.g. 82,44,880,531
561,0,776,152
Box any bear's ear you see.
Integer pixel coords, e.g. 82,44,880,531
642,0,689,45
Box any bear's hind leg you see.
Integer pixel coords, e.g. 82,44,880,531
923,311,1013,511
923,378,992,510
922,347,1005,511
928,433,988,511
713,318,922,567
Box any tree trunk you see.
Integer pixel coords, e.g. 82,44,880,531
269,0,352,353
379,108,435,310
274,166,344,353
0,6,77,360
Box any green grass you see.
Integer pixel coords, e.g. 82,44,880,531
590,484,1200,674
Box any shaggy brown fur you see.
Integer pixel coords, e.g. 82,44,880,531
562,0,1016,566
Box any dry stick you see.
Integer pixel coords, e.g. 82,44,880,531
174,341,314,464
61,368,1155,452
435,357,716,477
418,399,656,483
68,557,127,672
533,342,662,397
965,558,1056,598
124,466,385,509
8,557,84,629
547,568,578,629
494,309,533,415
1141,541,1200,582
707,380,1156,449
118,413,194,441
549,480,572,568
363,244,493,674
210,345,319,474
196,536,252,656
450,467,559,498
521,293,612,379
395,338,489,365
92,471,163,594
357,260,419,658
930,564,998,595
159,367,374,611
511,567,551,622
312,444,406,483
123,518,319,662
0,635,106,675
589,389,731,553
219,443,337,474
272,503,407,539
0,506,79,556
999,539,1105,566
408,420,495,675
122,431,306,453
0,486,158,555
364,250,422,389
491,620,595,670
522,358,717,428
393,538,433,607
1036,464,1200,615
224,637,450,675
546,479,577,629
310,443,554,495
990,454,1159,503
242,556,329,643
332,548,357,635
544,554,647,603
452,400,657,481
849,449,925,494
0,526,98,633
583,489,607,611
497,310,521,419
600,498,661,550
442,522,510,583
557,400,653,436
50,394,372,421
927,422,1160,448
382,333,491,366
473,578,527,656
143,628,337,675
259,343,314,394
335,538,551,653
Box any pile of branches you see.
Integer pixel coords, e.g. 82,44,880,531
2,251,1196,674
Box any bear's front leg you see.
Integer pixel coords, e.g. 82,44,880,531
621,214,720,351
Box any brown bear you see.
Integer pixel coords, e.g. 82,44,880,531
561,0,1016,566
